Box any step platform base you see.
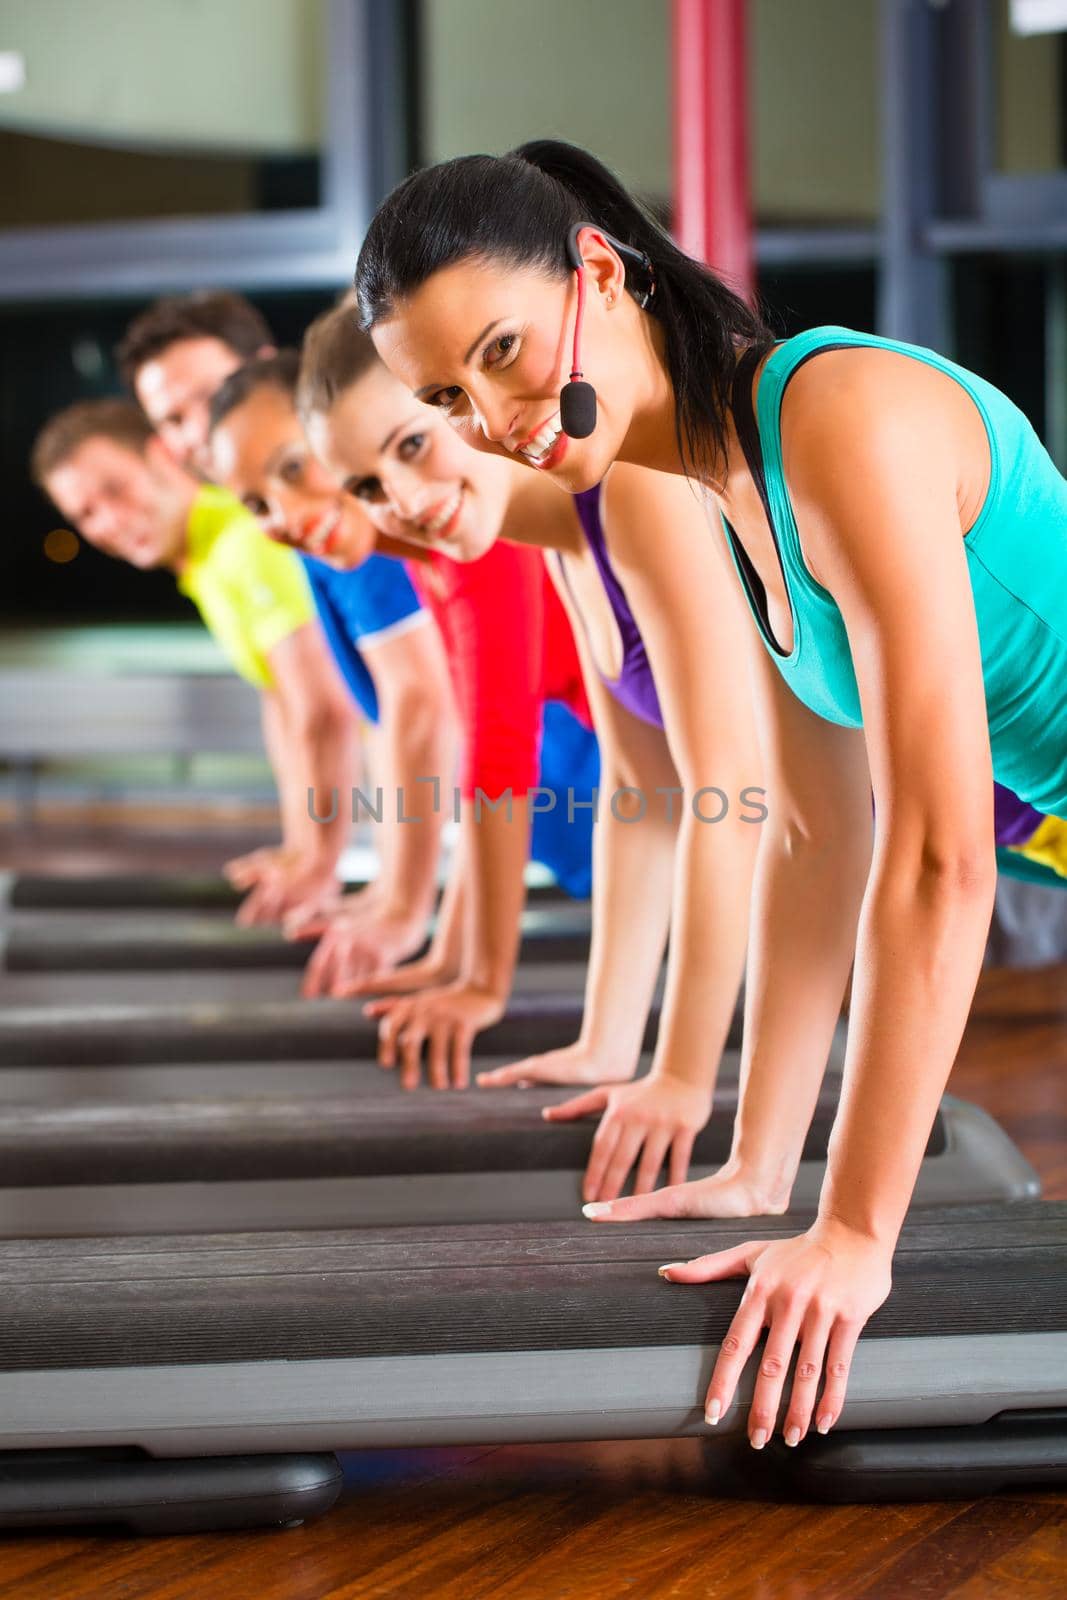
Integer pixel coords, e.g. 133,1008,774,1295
0,1448,343,1534
751,1409,1067,1501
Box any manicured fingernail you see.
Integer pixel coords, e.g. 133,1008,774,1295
705,1399,721,1425
817,1413,834,1435
582,1203,611,1218
657,1263,684,1279
784,1426,801,1448
750,1429,768,1451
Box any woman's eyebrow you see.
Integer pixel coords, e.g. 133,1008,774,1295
380,415,428,452
463,318,502,364
264,439,301,475
413,318,503,398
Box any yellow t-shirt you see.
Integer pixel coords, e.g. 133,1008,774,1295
177,485,314,689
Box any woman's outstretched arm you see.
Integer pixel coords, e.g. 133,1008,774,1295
592,351,998,1446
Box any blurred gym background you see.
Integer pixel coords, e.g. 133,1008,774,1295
0,0,1064,933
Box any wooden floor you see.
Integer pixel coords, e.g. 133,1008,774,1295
0,860,1064,1594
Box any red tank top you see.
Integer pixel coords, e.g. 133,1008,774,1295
406,541,591,799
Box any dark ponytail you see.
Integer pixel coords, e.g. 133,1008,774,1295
355,138,771,482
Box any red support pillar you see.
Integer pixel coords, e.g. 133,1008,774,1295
672,0,754,299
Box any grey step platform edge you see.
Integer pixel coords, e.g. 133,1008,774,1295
0,1450,343,1534
0,1053,1037,1233
1,905,591,973
0,993,668,1066
0,1206,1064,1460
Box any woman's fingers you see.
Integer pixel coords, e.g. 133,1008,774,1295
703,1280,769,1428
632,1130,672,1196
300,943,334,999
426,1019,451,1091
541,1087,610,1123
352,961,438,999
476,1057,542,1089
815,1317,863,1436
397,1018,428,1091
450,1024,475,1090
657,1241,760,1283
338,967,391,998
667,1128,697,1189
582,1179,708,1223
744,1299,806,1449
780,1310,834,1446
285,907,331,937
582,1116,623,1204
595,1125,647,1203
373,1000,410,1068
656,1225,890,1440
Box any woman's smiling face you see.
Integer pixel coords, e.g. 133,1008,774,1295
208,384,375,569
303,361,517,564
369,239,639,495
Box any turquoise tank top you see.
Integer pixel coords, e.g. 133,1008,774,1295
721,326,1067,815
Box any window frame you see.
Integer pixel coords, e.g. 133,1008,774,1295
0,0,411,302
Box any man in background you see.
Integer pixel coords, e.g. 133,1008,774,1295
30,398,358,926
115,290,455,990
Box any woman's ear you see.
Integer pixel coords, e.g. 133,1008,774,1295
575,226,627,305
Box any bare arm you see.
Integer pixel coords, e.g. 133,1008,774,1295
551,465,763,1199
268,619,358,870
602,465,762,1092
649,352,998,1447
297,615,458,995
477,554,679,1090
362,617,455,924
726,649,875,1201
234,621,359,924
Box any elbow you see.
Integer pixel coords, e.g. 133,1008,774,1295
881,828,998,910
770,810,850,861
915,836,998,899
391,682,453,758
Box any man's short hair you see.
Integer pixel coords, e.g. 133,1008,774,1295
30,398,155,489
208,349,301,438
116,291,273,389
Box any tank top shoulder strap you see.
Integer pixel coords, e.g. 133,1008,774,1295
739,330,876,557
736,325,872,496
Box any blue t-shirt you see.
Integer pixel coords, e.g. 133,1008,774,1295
302,554,425,722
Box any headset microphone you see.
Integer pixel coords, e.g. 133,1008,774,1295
558,224,656,442
559,247,597,439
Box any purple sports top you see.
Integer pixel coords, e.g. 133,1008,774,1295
560,484,663,729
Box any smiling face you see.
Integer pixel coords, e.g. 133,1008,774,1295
44,437,185,570
208,384,375,569
134,336,245,475
370,238,642,494
303,360,516,563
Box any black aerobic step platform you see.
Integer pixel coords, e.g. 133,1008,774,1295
0,1449,342,1535
0,1205,1063,1507
1,904,591,972
0,1054,1033,1234
3,871,569,913
0,991,666,1066
0,957,593,1011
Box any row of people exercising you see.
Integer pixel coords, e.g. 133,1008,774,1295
32,137,1067,1450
